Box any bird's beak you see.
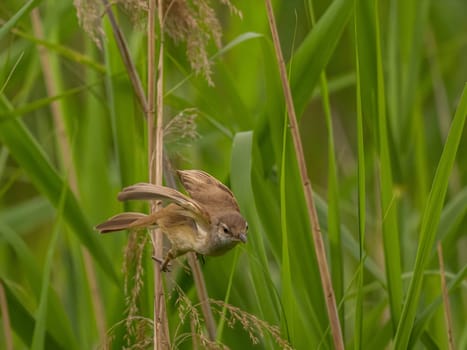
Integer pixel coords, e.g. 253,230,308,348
238,233,247,243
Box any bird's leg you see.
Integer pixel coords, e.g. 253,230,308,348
152,249,176,272
196,253,206,265
151,255,164,265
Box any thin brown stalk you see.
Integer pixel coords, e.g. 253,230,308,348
263,1,344,349
148,0,169,348
30,9,77,190
189,314,200,350
99,1,171,346
437,242,455,350
187,253,217,340
30,8,107,342
0,282,13,350
101,0,148,112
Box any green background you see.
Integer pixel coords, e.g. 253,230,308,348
0,0,466,349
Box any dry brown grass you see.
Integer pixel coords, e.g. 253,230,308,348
123,230,150,347
74,0,241,85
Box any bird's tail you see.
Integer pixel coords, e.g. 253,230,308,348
95,212,155,233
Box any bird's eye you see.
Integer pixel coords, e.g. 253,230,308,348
222,226,229,234
245,223,249,231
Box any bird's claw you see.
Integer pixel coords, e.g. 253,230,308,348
152,256,172,272
196,253,206,265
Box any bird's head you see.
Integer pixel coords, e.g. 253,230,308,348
207,212,248,255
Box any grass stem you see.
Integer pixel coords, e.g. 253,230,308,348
264,1,344,349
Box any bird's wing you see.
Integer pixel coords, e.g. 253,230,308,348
177,170,240,213
117,183,211,224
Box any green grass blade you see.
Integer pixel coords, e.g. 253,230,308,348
0,278,62,349
0,224,79,350
374,1,403,329
0,94,119,284
433,186,467,254
321,73,344,323
409,264,467,347
0,197,53,234
354,0,403,335
306,0,344,321
216,249,240,342
0,81,107,120
276,137,331,347
394,84,467,349
354,1,367,347
31,185,66,350
231,131,282,347
0,0,42,40
10,28,106,72
279,111,294,343
291,0,355,116
102,18,146,188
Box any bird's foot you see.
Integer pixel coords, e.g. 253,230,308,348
196,253,206,265
152,256,172,272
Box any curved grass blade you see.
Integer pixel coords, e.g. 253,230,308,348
0,0,42,40
0,278,62,350
354,1,367,346
0,224,79,349
31,184,67,350
374,0,404,329
394,84,467,349
306,0,344,323
216,249,240,342
290,0,355,116
10,28,106,73
433,186,467,257
409,264,467,347
0,81,107,121
0,197,53,234
0,94,119,284
231,131,282,347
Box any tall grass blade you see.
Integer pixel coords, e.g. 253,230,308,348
0,95,119,284
31,183,67,350
291,0,354,116
0,0,41,40
0,279,62,349
354,1,367,346
231,131,281,347
374,1,403,329
306,0,344,324
0,224,79,349
394,84,467,348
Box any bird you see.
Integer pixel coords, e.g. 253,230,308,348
95,170,248,271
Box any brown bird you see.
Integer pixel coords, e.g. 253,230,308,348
95,170,248,271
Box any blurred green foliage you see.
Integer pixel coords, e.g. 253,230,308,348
0,0,466,349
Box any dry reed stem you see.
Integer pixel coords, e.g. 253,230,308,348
437,242,455,350
263,1,344,349
30,8,107,342
101,0,148,112
187,253,217,340
30,9,77,190
0,282,13,350
148,0,170,348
